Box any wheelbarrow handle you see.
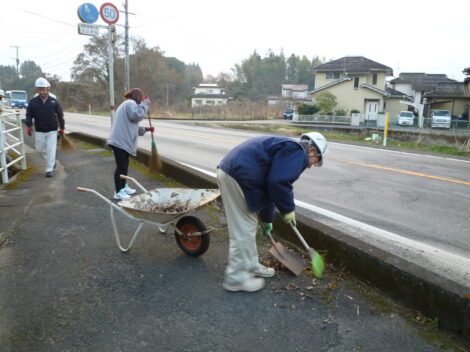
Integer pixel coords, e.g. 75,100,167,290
119,174,148,193
76,187,89,192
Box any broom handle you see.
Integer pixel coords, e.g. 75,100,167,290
54,113,62,131
147,112,155,143
290,224,316,254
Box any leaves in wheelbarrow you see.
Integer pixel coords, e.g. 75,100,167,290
150,201,189,213
129,196,190,214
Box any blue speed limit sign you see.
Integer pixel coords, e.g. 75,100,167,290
100,2,119,24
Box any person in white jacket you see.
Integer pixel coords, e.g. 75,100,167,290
108,88,154,200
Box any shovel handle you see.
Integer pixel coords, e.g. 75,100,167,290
257,218,277,245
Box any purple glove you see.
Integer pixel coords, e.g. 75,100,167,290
145,127,155,132
26,126,32,136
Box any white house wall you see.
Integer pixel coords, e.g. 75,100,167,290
191,97,228,107
194,88,223,95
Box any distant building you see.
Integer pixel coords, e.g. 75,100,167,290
267,84,311,107
309,56,395,117
388,73,456,106
191,83,228,107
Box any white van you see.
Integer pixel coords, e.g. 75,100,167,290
431,110,451,129
397,111,414,126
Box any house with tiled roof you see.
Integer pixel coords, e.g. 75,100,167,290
384,86,414,117
268,84,311,107
423,80,470,120
388,73,456,109
191,84,228,107
309,56,402,117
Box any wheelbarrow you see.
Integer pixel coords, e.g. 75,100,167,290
76,175,220,257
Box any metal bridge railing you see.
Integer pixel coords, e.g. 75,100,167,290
0,110,27,184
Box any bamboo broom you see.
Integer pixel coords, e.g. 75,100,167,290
147,111,162,173
55,114,77,153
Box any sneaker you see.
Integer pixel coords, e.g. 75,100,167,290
223,277,265,292
45,171,53,177
113,189,131,200
123,184,136,195
252,264,275,278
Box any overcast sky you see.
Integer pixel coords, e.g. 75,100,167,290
1,0,469,84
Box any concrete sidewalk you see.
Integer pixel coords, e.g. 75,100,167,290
0,137,467,351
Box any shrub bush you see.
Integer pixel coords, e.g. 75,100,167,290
297,103,320,115
335,109,348,116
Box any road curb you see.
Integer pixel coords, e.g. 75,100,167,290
68,131,470,341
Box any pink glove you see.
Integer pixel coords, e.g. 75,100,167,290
59,129,65,135
143,96,151,105
26,126,32,136
145,127,155,132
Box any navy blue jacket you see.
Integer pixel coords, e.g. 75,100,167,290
26,95,64,132
218,135,309,222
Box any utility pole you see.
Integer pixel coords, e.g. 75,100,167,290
123,0,131,91
166,82,169,106
10,46,20,78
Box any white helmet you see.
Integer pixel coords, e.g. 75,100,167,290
0,89,4,97
35,77,50,88
300,132,328,167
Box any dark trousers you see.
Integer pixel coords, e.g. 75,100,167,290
110,145,129,193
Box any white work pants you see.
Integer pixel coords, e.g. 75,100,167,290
35,131,57,172
217,168,259,284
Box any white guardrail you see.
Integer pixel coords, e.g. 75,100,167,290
0,109,27,184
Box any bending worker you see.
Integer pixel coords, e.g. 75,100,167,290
217,132,328,292
26,77,64,177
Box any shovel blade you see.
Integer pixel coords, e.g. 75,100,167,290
269,242,306,276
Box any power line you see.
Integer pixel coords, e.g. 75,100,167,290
21,9,74,27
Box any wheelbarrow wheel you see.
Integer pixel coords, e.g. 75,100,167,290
175,216,210,257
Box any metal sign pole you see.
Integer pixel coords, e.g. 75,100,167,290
108,25,115,125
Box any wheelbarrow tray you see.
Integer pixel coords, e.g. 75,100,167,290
118,188,221,224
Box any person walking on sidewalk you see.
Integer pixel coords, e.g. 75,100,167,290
25,77,64,177
217,132,328,292
108,88,154,201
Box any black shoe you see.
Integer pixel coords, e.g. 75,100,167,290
45,171,53,177
54,162,56,169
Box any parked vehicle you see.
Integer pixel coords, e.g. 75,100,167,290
397,111,414,126
5,90,28,109
431,110,451,129
283,108,294,120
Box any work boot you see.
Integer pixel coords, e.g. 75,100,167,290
223,277,265,292
45,171,53,177
252,263,275,278
123,184,136,195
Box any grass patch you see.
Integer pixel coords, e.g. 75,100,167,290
128,158,183,187
2,164,36,190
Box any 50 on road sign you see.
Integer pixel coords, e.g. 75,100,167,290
100,2,119,24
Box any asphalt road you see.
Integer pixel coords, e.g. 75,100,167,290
0,137,457,351
62,113,470,259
